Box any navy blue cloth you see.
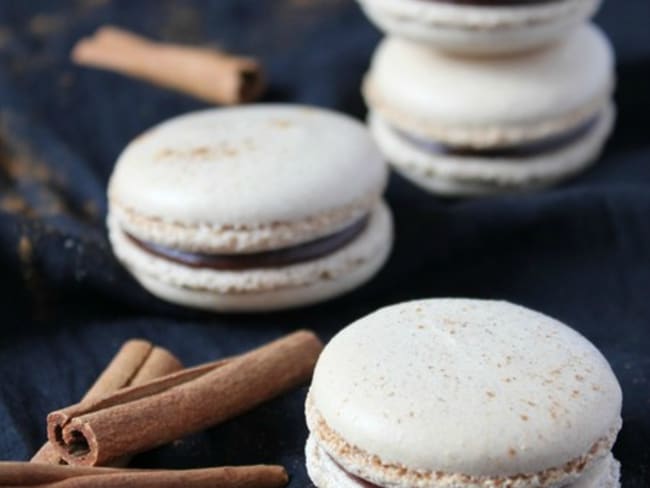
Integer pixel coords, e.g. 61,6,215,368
0,0,649,486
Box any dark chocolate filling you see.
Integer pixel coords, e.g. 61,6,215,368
394,117,598,159
419,0,561,6
126,216,369,271
327,452,380,488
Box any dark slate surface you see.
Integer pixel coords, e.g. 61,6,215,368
0,0,648,486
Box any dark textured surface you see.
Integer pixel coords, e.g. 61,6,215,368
0,0,648,486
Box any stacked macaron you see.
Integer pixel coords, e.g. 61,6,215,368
108,105,393,312
305,299,623,488
359,0,615,196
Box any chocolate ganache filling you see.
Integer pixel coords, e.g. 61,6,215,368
127,216,369,271
394,117,598,159
328,453,381,488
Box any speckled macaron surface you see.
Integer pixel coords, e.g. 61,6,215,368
306,299,622,488
364,24,615,196
357,0,601,55
108,105,392,311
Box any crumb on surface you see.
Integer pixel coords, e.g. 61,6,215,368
270,119,292,128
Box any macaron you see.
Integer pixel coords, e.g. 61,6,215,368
306,299,622,488
357,0,601,55
363,24,615,196
107,105,392,312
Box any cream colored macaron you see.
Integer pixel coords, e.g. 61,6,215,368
363,24,615,196
107,105,393,312
357,0,601,56
306,299,622,488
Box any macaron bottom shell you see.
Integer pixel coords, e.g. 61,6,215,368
369,103,615,197
358,0,600,56
108,202,393,312
306,433,620,488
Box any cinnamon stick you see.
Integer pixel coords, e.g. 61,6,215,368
0,462,119,485
72,26,265,105
49,356,235,427
47,330,323,466
0,462,288,488
32,340,183,464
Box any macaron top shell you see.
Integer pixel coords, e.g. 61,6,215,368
310,299,622,479
364,24,613,148
108,105,387,252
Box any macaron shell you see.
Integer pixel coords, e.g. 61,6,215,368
363,24,614,148
369,104,615,196
307,398,619,488
309,299,622,479
571,454,620,488
306,434,620,488
108,105,387,252
306,434,359,488
108,202,392,311
358,0,601,55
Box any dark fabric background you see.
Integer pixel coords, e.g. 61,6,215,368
0,0,648,486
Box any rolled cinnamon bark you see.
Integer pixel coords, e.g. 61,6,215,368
47,330,323,466
128,346,184,385
0,461,288,488
72,26,265,105
50,355,235,426
0,462,118,485
32,340,183,464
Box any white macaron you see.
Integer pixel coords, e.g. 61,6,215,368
363,24,615,196
306,298,622,488
357,0,601,56
108,105,392,312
